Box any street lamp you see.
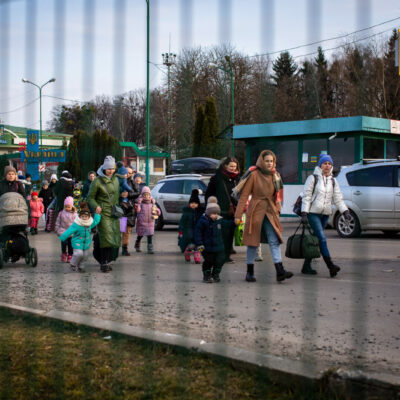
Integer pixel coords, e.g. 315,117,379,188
162,52,176,164
208,55,235,157
22,77,56,178
145,0,150,185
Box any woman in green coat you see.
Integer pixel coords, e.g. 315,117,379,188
87,156,121,272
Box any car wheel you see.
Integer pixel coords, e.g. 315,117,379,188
335,210,361,238
155,211,164,231
382,230,399,237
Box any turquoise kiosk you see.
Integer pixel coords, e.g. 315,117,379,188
233,116,400,216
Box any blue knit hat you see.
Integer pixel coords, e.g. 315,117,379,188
117,166,129,176
318,154,333,167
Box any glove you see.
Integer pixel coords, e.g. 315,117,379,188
343,210,351,221
197,245,205,252
301,212,308,224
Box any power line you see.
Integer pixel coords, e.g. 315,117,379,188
44,95,85,103
0,97,39,114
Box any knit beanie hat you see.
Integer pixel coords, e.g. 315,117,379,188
79,201,91,216
31,191,38,197
42,180,49,186
134,173,143,180
318,154,333,167
141,186,151,195
101,155,116,170
64,196,74,206
189,189,200,205
205,196,221,216
50,174,58,181
4,166,16,176
117,166,129,176
61,170,72,179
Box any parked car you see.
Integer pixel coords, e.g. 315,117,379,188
151,174,210,230
169,157,219,175
328,160,400,238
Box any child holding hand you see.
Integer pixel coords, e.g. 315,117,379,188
55,196,76,263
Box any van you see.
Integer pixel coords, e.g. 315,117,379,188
169,157,219,175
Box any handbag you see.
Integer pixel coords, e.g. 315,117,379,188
234,214,245,246
285,222,320,259
100,178,124,219
223,182,236,217
120,217,128,233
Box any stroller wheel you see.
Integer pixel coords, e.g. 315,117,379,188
25,250,31,265
0,249,3,269
30,248,38,267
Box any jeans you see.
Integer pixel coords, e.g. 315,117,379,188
70,249,90,268
246,216,282,264
307,213,330,257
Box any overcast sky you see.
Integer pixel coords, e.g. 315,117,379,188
1,0,400,131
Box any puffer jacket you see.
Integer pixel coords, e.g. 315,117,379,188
29,198,44,218
55,207,77,236
135,196,160,236
301,166,347,215
59,213,101,250
194,214,225,253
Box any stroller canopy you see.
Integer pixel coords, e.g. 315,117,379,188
0,192,28,228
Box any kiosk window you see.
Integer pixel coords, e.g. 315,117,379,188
275,141,298,183
364,138,384,159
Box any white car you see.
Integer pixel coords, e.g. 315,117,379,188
151,174,210,230
329,160,400,237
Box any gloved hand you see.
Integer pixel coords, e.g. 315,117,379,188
301,212,308,224
343,210,352,221
197,245,205,252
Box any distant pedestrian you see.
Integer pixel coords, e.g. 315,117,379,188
0,166,26,198
55,196,76,263
24,173,33,198
126,168,141,201
59,201,101,272
134,186,160,254
194,196,235,283
54,170,74,212
120,190,136,256
178,189,204,264
82,171,96,199
133,173,146,194
28,191,44,235
300,154,351,277
49,174,58,196
39,180,54,215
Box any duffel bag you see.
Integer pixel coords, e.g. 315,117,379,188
285,222,320,259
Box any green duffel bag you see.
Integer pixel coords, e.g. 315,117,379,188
285,222,321,259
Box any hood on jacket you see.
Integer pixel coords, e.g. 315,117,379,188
255,150,276,172
313,165,333,178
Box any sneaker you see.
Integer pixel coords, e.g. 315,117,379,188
100,264,111,273
61,253,67,263
67,255,72,263
254,255,263,262
203,275,213,283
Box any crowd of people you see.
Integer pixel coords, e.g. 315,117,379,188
0,150,350,280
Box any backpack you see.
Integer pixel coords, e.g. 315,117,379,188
293,175,335,216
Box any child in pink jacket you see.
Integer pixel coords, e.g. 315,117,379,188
29,191,44,235
55,196,77,263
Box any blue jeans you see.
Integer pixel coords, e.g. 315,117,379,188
247,216,282,264
307,213,330,258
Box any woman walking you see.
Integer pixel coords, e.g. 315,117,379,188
87,156,121,272
234,150,293,283
205,157,240,263
300,154,350,277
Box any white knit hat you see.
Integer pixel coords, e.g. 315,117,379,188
205,196,221,216
101,155,116,170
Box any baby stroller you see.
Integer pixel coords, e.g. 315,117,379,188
0,192,38,268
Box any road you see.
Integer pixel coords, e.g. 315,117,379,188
0,222,399,377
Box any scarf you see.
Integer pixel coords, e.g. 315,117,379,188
221,168,239,179
75,215,94,227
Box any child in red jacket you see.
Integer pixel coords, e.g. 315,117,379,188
29,191,44,235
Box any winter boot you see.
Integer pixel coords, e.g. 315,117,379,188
323,256,341,278
147,243,154,254
193,250,201,264
275,262,293,282
122,245,130,256
184,247,192,262
246,264,256,282
134,238,141,252
100,264,111,273
34,228,38,235
61,253,67,263
211,267,222,282
301,259,317,275
67,255,72,263
203,270,213,283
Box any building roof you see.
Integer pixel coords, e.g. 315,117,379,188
2,124,72,139
233,116,399,139
119,141,169,158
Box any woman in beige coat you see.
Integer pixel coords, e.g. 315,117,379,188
234,150,293,283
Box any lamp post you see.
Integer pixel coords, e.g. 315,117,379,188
161,52,176,164
145,0,150,185
208,55,235,157
22,77,56,179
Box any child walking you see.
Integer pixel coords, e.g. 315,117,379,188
29,191,44,235
194,197,235,283
134,186,160,254
120,190,136,256
178,189,204,264
59,202,101,272
55,196,76,263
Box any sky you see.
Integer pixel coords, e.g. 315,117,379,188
1,0,400,131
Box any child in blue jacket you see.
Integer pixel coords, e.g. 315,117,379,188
194,196,234,283
59,201,101,272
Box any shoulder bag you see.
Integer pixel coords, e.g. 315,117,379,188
99,178,124,219
285,221,320,259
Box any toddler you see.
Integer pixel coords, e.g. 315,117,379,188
120,190,136,256
135,186,160,254
116,165,133,193
55,196,76,262
29,191,44,235
59,202,101,272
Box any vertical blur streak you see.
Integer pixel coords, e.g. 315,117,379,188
24,0,37,128
0,1,10,121
54,0,66,105
82,0,95,100
357,0,371,31
260,0,274,54
179,0,192,50
113,0,125,96
307,0,321,52
218,0,231,45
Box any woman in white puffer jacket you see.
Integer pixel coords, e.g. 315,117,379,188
300,154,351,277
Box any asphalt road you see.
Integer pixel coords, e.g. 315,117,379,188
0,221,399,377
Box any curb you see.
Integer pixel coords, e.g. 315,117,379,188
1,302,399,399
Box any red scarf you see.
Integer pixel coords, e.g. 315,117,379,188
221,168,239,179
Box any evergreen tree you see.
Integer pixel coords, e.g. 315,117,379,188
272,51,298,85
203,97,220,158
192,105,205,157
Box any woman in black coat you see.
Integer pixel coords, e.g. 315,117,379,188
54,171,74,212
